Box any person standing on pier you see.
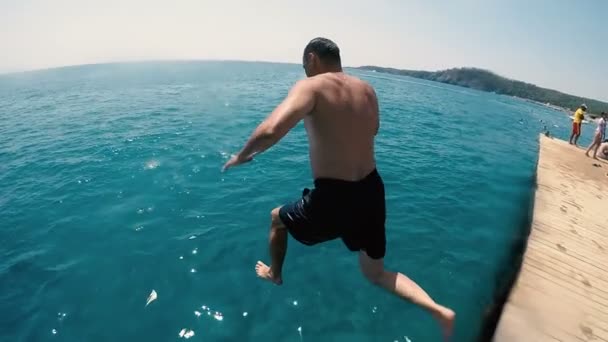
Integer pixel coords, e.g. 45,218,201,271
585,112,607,159
569,104,587,146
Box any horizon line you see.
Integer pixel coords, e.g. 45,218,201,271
1,59,604,104
0,58,504,76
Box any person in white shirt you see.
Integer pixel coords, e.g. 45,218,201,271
585,112,607,159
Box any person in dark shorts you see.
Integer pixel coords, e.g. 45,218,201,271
279,168,386,259
223,37,455,341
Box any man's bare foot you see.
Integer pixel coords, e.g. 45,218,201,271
585,152,590,157
255,261,283,285
433,306,455,342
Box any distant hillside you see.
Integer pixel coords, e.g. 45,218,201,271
358,66,608,115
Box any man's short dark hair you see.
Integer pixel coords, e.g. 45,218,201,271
303,37,341,65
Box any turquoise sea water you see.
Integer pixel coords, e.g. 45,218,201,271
0,62,591,341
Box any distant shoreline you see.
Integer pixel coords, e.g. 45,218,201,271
356,65,608,115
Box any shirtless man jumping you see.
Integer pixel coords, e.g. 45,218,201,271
222,37,455,340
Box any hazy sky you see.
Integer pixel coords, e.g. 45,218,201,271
1,0,607,100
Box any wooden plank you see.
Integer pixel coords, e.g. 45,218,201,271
532,221,608,256
525,249,608,291
528,237,608,279
493,135,608,342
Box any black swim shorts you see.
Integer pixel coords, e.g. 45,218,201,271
278,168,386,259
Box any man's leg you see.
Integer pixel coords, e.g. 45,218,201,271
574,124,582,146
359,251,455,341
592,148,598,159
587,133,602,159
255,207,287,285
585,140,595,157
569,127,575,144
586,134,599,157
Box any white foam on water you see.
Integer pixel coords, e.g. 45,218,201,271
137,209,144,214
179,256,184,260
135,226,143,231
192,248,197,255
292,300,298,306
144,160,160,170
194,311,201,317
51,329,57,335
57,312,67,321
190,268,196,273
372,306,377,313
189,235,196,240
199,304,224,321
404,336,412,342
178,329,186,338
242,312,248,317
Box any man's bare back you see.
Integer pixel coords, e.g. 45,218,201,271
303,72,378,181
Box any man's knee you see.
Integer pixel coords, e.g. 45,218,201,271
361,266,384,285
359,253,384,284
270,207,285,229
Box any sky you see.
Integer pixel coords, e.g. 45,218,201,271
1,0,607,101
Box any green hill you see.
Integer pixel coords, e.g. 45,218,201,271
357,66,608,115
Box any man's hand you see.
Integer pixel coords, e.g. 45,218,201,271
222,153,253,172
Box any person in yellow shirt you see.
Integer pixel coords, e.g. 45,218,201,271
569,104,587,146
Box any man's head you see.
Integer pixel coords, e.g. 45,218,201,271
581,104,588,111
302,37,342,77
601,111,607,119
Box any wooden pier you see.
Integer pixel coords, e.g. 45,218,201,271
493,135,608,341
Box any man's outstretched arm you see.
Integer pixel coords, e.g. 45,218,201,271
222,80,316,171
